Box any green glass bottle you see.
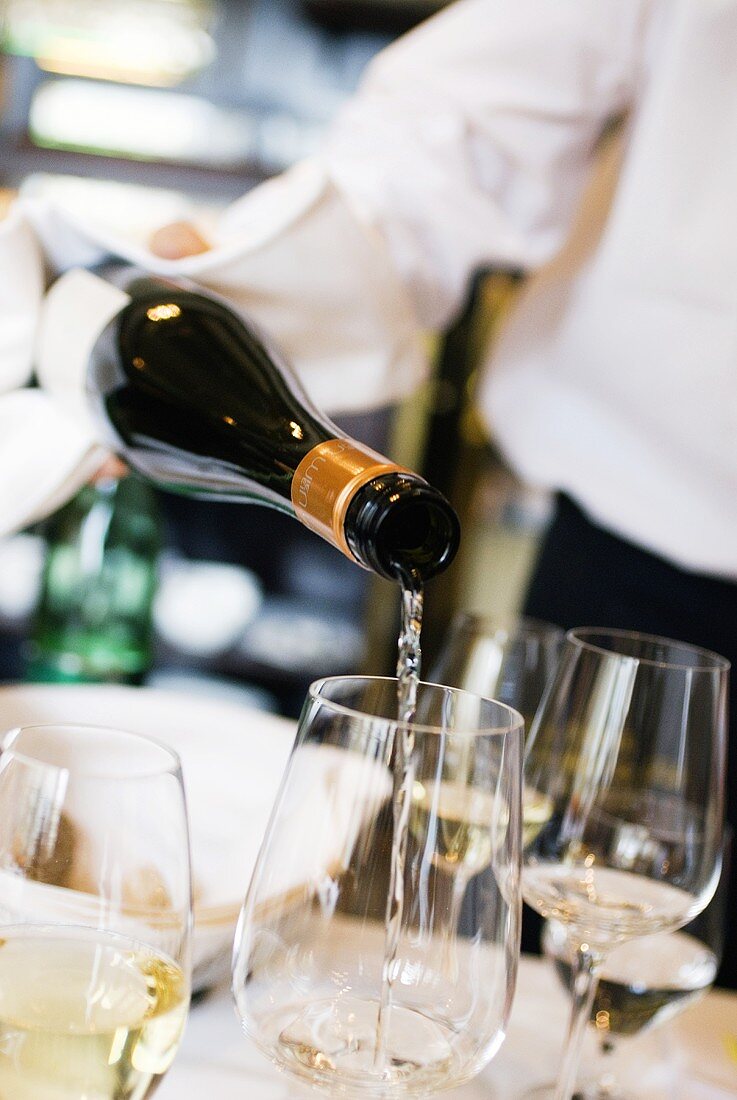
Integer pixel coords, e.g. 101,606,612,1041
41,267,459,586
27,475,161,684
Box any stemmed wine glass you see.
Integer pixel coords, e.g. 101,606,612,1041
521,629,727,1100
430,613,563,957
0,722,192,1099
543,827,729,1099
431,613,564,871
233,674,523,1097
430,613,563,730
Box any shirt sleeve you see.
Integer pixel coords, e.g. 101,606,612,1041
324,0,654,329
22,0,656,416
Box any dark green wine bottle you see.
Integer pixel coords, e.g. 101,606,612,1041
45,268,460,584
27,475,160,684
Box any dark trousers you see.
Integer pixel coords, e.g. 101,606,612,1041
522,494,736,989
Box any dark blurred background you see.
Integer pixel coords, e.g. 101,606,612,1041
0,0,548,716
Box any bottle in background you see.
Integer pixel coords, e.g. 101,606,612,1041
27,475,161,684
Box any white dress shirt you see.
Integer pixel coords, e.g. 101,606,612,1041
2,0,736,576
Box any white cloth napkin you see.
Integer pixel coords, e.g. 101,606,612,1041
0,206,103,533
0,161,427,537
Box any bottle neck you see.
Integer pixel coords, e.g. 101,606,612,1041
290,439,410,561
345,472,460,583
291,440,460,581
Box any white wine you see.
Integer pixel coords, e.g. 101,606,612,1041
523,864,696,945
522,786,553,849
410,782,552,878
0,926,188,1099
545,924,718,1037
275,995,456,1090
410,780,497,878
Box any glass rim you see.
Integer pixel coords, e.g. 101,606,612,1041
308,674,524,737
1,722,183,780
566,627,731,673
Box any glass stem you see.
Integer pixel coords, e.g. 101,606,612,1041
554,946,603,1100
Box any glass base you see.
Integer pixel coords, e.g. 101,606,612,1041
520,1028,679,1100
267,995,458,1094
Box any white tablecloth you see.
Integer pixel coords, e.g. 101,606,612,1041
159,957,737,1099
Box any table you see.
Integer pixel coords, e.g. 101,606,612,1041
159,957,737,1099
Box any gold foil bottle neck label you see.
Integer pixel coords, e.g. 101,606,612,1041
291,439,408,561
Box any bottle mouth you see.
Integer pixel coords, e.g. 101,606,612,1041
346,474,460,583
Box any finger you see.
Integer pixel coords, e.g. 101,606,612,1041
149,221,211,260
91,455,129,483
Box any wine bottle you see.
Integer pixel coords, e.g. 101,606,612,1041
42,268,460,584
27,474,161,685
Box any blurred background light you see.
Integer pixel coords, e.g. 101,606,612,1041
29,79,255,165
0,0,216,86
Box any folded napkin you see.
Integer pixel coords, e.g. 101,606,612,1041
0,159,427,537
0,206,44,391
0,390,104,534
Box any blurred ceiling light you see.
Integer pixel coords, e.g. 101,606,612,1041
1,0,215,86
29,79,254,165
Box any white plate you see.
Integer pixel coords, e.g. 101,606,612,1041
0,683,296,989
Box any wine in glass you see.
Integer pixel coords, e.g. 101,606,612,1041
0,722,192,1098
542,825,730,1099
233,674,523,1097
521,629,727,1100
430,613,562,935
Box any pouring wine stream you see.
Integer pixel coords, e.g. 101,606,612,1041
374,572,424,1074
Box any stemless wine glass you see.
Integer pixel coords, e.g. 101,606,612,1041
233,675,523,1097
0,723,192,1099
430,613,563,729
521,629,727,1100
